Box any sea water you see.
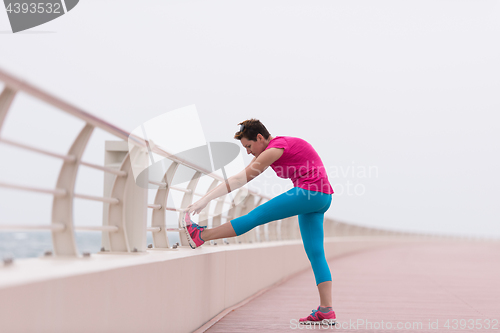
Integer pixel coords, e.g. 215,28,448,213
0,231,180,259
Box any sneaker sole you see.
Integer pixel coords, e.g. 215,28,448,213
300,319,336,325
180,211,197,249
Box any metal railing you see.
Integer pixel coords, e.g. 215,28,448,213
0,67,420,259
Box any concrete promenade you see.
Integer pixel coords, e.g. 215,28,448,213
201,241,500,333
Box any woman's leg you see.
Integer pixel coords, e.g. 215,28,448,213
318,281,333,307
201,220,236,241
232,187,331,236
201,187,330,240
298,200,333,307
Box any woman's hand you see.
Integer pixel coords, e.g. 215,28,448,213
187,197,209,215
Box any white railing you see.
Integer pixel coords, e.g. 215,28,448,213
0,67,419,259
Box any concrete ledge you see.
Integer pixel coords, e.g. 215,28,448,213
0,237,436,333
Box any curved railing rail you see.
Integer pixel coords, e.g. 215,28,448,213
0,67,446,260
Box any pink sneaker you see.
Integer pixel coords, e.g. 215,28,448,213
299,306,336,325
181,211,207,249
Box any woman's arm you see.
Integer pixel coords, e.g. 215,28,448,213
187,147,284,214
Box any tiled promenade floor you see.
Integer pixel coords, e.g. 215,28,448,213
204,241,500,333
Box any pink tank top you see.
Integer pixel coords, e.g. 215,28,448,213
264,136,334,194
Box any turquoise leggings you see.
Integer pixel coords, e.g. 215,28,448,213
230,187,333,285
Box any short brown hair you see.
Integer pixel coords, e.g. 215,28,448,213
234,119,271,141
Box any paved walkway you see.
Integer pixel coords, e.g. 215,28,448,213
204,241,500,332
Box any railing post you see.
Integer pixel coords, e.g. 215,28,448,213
198,179,219,229
236,193,255,243
210,193,227,245
229,188,249,244
103,141,148,253
150,162,179,249
124,146,148,252
280,217,290,240
281,216,296,240
102,141,129,251
52,123,94,256
291,216,300,239
225,193,238,244
253,197,265,242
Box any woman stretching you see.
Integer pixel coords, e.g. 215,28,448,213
182,119,336,325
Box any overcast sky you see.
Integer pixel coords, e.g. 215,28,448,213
0,0,499,238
